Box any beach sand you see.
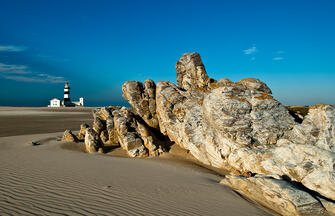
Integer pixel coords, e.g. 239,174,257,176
0,107,272,215
0,106,94,137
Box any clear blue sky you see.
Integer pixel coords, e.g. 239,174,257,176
0,0,334,106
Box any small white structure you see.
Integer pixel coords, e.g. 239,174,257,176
73,97,84,106
80,97,84,106
48,82,85,107
49,98,61,107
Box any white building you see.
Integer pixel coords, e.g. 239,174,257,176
48,82,84,107
49,98,61,107
72,97,84,106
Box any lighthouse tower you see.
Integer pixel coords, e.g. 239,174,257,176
64,82,70,106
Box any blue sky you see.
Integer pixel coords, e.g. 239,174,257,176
0,0,334,106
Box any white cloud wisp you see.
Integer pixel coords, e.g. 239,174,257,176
243,45,257,55
0,62,65,83
273,57,284,61
0,45,27,52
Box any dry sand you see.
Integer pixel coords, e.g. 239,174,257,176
0,107,272,216
0,106,94,137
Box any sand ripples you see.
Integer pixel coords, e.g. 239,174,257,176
0,133,269,216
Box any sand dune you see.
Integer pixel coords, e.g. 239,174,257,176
0,132,271,215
